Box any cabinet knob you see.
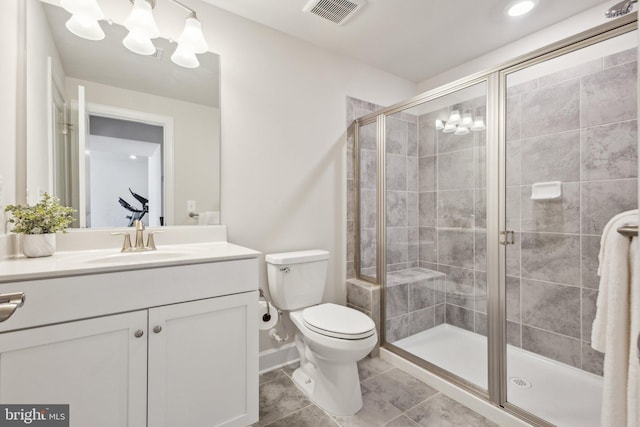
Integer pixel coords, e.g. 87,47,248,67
134,329,144,338
153,325,162,334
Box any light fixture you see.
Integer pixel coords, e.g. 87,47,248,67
447,110,462,125
435,109,486,136
442,122,457,134
471,117,486,132
130,155,138,159
123,0,160,55
461,112,473,127
171,45,200,68
60,0,105,40
507,0,537,17
62,0,209,69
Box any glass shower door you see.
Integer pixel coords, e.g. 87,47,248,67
503,30,638,426
384,81,489,391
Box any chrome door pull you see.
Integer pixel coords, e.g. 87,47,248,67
0,292,26,322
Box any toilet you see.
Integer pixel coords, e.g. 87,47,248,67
266,249,377,416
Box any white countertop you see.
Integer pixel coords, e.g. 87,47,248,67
0,242,261,283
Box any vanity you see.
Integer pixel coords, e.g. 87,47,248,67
0,227,259,427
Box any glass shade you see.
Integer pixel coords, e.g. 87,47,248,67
61,0,104,19
123,31,156,55
447,109,461,125
435,119,444,130
171,46,200,68
454,126,470,136
65,15,105,41
470,117,486,131
442,122,457,133
124,0,160,39
177,17,208,54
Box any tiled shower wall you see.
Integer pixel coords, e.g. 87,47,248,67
346,46,637,377
503,48,638,375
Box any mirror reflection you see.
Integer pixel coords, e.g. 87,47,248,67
26,0,221,227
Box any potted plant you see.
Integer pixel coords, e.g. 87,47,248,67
4,193,75,258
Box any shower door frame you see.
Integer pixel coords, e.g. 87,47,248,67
353,12,638,427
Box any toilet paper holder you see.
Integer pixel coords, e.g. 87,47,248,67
258,289,273,322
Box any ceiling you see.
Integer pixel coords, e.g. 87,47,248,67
200,0,610,82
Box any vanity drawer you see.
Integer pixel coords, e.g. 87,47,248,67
0,258,258,333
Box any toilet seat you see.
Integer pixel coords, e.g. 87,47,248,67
302,303,375,340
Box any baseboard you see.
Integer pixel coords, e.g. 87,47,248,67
259,343,299,374
380,348,529,427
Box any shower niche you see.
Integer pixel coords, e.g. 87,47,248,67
352,24,638,427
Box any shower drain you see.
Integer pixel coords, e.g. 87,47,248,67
509,377,532,389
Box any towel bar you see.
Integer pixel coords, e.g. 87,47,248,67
617,225,638,237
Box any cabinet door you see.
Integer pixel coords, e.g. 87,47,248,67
0,311,147,427
148,292,258,427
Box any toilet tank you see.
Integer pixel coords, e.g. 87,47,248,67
265,250,329,310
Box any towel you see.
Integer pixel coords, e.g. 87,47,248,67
592,209,639,427
197,211,220,225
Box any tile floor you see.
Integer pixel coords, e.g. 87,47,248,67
256,357,498,427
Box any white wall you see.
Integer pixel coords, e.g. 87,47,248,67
65,77,220,225
0,0,18,255
418,0,622,92
25,0,65,204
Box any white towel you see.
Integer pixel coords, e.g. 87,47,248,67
592,209,639,427
197,211,220,225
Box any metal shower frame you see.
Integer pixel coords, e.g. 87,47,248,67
352,13,638,427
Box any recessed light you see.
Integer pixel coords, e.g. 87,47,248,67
130,155,137,159
507,0,537,17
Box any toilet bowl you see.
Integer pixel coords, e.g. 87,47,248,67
265,250,378,416
289,304,377,416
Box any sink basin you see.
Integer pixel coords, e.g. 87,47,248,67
87,250,192,265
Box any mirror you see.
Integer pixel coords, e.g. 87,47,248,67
25,0,220,227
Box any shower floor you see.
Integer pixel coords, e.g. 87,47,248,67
393,324,602,427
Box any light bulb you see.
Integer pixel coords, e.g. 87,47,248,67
507,0,536,17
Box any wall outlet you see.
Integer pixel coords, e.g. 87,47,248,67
187,200,196,212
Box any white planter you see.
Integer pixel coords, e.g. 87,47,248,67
22,233,56,258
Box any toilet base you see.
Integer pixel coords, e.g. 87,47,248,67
291,360,363,416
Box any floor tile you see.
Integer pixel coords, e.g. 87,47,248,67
258,375,310,426
406,394,498,427
259,368,287,385
357,356,394,381
265,405,338,427
333,388,403,427
384,415,420,426
361,368,438,412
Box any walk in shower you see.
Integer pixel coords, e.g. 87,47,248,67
351,15,638,427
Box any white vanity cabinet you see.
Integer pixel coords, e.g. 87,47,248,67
0,257,259,427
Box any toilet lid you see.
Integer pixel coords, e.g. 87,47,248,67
302,303,375,340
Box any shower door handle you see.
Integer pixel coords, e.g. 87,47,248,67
500,231,515,245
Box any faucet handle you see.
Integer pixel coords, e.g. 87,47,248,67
146,231,164,250
111,232,132,252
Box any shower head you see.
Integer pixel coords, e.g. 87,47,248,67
605,0,637,18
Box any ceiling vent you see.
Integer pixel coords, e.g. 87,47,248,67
303,0,366,25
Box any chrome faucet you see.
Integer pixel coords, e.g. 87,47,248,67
112,220,162,252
